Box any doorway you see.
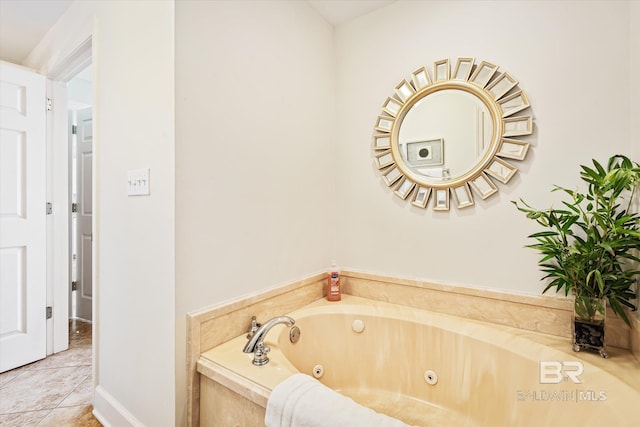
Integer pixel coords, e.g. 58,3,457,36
67,65,93,322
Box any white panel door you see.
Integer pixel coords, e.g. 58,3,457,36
0,62,47,373
74,107,92,320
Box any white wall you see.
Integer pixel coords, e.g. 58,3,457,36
335,0,634,295
174,0,334,423
25,1,176,426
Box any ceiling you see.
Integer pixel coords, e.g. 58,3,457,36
0,0,394,65
0,0,74,64
307,0,395,25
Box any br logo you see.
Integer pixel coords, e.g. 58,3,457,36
539,361,584,384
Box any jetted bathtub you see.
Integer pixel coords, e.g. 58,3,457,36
197,295,640,426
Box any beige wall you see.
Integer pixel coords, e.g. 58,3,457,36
632,1,640,161
92,3,175,426
25,1,176,425
174,0,334,424
334,0,635,295
630,2,639,334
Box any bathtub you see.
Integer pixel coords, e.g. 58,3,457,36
197,295,640,426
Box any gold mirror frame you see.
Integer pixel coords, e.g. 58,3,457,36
372,57,533,211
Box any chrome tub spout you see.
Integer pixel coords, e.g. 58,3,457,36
242,316,295,366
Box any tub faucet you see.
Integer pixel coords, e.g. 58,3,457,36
243,315,295,366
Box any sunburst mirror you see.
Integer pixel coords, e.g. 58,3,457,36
372,57,533,211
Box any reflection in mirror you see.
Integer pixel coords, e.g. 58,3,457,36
412,67,431,90
395,80,415,102
382,166,402,187
373,57,533,211
374,150,394,169
486,72,518,100
434,59,449,81
434,189,449,211
372,134,391,150
452,58,474,81
498,138,529,160
412,186,431,208
398,89,492,181
394,178,416,200
503,116,532,137
375,115,393,132
486,158,517,183
470,173,498,199
469,61,498,88
453,184,473,208
383,97,402,116
499,91,530,117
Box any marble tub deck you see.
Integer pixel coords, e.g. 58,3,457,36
0,319,101,427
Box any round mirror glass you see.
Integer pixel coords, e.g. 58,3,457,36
397,89,493,182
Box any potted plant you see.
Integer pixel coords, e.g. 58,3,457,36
513,155,640,358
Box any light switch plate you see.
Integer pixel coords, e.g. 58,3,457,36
127,168,150,196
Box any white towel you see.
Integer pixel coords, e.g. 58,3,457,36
265,373,414,427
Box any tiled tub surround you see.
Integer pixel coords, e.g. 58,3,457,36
342,271,634,350
188,270,639,426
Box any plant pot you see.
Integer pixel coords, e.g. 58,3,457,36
572,295,607,358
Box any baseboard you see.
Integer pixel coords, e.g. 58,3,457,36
93,385,145,427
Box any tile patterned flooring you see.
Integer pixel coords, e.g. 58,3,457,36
0,319,102,426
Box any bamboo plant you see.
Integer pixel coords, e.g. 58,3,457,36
513,155,640,327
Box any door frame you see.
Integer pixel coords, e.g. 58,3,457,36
46,38,93,355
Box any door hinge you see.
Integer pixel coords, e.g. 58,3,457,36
46,97,53,111
71,203,78,213
72,124,77,135
71,281,78,291
46,202,53,215
46,306,53,319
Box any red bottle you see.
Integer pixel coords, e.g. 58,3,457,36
327,262,341,301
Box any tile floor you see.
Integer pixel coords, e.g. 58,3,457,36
0,319,102,426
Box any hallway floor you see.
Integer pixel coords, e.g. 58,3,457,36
0,319,101,426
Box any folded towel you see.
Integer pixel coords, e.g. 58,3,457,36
265,373,414,427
